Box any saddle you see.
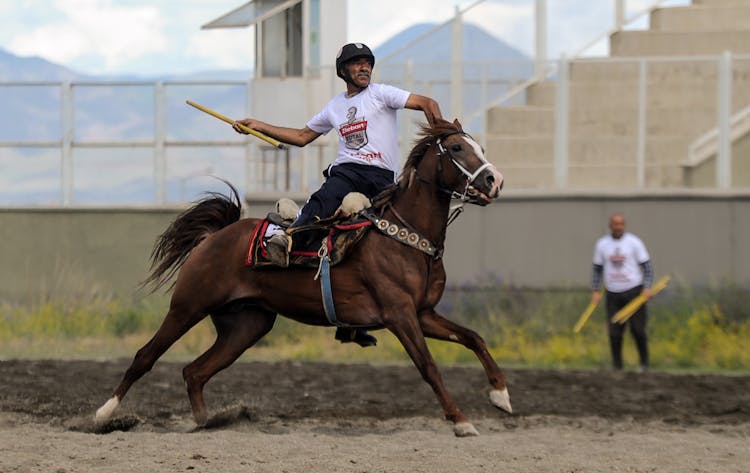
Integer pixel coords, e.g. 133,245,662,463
244,185,434,270
245,206,374,270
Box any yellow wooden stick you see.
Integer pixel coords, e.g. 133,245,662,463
186,100,285,150
611,275,671,324
573,288,603,333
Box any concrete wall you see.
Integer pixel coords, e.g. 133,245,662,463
1,192,749,302
0,207,181,303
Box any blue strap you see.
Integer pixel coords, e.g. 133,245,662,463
319,257,338,325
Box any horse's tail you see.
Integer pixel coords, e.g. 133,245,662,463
141,181,242,292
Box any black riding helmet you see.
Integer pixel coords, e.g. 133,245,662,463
336,43,375,85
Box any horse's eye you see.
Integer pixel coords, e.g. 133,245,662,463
451,144,462,153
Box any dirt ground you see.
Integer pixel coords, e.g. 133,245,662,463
1,359,749,473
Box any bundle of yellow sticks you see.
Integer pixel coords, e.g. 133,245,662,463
573,275,671,332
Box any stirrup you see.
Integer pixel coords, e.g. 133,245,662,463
266,233,291,268
335,328,377,347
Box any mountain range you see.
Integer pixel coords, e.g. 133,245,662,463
0,47,253,82
377,22,528,63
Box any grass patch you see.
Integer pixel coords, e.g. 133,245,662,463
1,283,749,372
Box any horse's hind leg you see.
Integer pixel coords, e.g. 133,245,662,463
419,309,512,414
95,304,206,423
183,305,276,425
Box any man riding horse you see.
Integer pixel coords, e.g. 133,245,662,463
233,42,444,347
95,115,507,437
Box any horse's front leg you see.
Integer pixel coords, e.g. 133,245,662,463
386,314,479,437
419,309,512,414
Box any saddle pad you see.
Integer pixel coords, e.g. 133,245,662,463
245,218,372,269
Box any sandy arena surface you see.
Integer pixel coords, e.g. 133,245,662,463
1,359,749,472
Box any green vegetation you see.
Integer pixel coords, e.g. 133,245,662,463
1,284,748,372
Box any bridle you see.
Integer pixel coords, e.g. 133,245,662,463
433,131,495,208
369,129,496,261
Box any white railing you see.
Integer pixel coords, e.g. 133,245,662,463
687,103,750,172
0,79,341,206
0,68,524,206
0,80,256,206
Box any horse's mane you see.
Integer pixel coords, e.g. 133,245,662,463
398,119,463,187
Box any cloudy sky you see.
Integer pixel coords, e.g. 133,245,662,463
0,0,689,77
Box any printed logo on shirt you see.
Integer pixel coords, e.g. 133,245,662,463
339,106,368,150
609,247,626,268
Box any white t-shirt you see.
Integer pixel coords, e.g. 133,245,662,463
306,83,411,178
593,232,651,293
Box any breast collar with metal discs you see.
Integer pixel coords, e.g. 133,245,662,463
363,210,441,259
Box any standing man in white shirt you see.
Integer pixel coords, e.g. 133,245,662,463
233,42,443,347
590,213,654,372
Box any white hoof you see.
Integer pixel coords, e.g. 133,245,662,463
94,397,119,423
489,388,512,413
453,421,479,437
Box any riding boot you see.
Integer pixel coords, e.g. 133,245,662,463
266,233,291,268
335,327,377,347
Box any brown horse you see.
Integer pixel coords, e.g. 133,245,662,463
95,119,509,437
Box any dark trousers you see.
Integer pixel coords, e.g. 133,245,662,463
605,285,649,369
292,162,394,228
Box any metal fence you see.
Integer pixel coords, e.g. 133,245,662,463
0,58,528,206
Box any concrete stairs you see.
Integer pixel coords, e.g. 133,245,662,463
486,0,750,189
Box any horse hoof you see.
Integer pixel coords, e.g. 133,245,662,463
489,388,513,414
193,411,208,427
453,422,479,437
94,396,120,423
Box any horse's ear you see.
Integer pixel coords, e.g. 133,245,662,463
453,118,463,131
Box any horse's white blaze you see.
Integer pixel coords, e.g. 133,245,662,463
462,135,503,197
463,135,485,162
489,388,512,413
453,421,479,437
95,396,120,422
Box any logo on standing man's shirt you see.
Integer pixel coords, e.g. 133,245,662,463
609,247,626,268
339,106,368,150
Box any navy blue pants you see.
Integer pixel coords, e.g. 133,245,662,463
605,285,649,369
291,162,394,228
